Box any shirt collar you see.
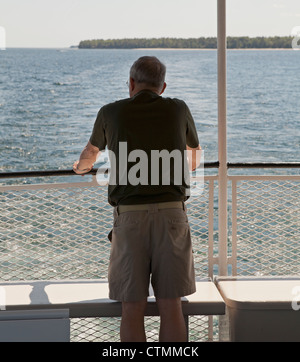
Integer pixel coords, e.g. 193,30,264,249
133,89,160,99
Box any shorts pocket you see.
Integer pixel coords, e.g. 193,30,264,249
169,221,190,240
171,217,189,225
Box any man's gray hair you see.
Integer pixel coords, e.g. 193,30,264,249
130,56,166,90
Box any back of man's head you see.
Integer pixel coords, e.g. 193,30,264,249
130,56,166,91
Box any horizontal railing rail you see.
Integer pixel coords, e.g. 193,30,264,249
227,162,300,169
0,162,220,180
1,162,300,180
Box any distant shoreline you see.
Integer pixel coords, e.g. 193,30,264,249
78,36,294,50
72,47,297,51
3,47,297,51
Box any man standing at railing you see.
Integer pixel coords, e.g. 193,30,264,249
73,56,201,342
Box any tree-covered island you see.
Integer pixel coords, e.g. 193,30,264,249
78,36,293,49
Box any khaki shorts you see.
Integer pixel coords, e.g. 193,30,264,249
108,203,196,302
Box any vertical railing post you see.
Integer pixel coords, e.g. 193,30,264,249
217,0,228,276
217,0,230,341
231,178,238,275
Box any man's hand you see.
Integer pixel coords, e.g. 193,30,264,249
73,160,93,175
73,141,101,175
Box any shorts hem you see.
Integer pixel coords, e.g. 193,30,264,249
109,293,149,303
154,286,196,300
109,286,196,303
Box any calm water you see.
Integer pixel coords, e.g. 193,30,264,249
0,48,299,173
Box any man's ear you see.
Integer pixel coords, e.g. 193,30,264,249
130,77,135,91
160,82,167,95
129,77,135,97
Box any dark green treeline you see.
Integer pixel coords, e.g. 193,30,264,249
78,36,293,49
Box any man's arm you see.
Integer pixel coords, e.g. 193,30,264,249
73,141,101,175
186,144,202,171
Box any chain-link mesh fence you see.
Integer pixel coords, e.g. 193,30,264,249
231,177,300,276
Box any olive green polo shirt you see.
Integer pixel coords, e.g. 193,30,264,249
90,90,199,206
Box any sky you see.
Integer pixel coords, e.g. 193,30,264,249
0,0,300,48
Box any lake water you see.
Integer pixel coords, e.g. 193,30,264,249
0,48,300,174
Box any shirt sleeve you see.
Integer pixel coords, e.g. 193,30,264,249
89,107,107,150
185,103,199,148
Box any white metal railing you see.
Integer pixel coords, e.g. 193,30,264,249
1,166,300,341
